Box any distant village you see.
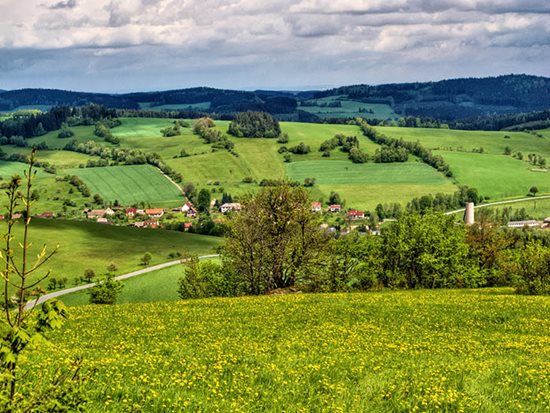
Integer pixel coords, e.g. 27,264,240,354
2,201,549,234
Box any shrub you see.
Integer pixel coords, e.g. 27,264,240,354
88,275,124,304
504,241,550,295
178,257,229,299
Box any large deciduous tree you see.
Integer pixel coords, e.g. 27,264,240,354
222,182,327,294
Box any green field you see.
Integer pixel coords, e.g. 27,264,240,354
27,289,550,412
139,102,211,110
67,164,184,206
300,96,399,120
435,151,550,199
61,259,221,306
4,219,222,290
287,160,457,209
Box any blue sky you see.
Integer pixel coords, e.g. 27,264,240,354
1,0,549,92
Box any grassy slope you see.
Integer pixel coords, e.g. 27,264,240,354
28,289,549,412
435,151,550,199
61,258,221,306
4,219,222,289
67,164,184,206
287,160,456,209
379,126,550,199
300,96,399,119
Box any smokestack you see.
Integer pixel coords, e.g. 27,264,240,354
464,202,475,225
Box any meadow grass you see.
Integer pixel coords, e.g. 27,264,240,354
26,289,550,412
300,96,399,119
66,164,184,205
61,258,222,306
3,219,222,289
287,160,457,209
378,126,550,157
435,151,550,199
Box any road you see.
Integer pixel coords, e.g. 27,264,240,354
24,254,220,310
444,195,550,216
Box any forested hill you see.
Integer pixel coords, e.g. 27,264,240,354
316,74,550,120
1,74,549,122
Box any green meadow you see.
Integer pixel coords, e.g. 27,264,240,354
4,219,222,290
300,96,399,119
26,289,550,412
67,164,184,206
435,151,550,199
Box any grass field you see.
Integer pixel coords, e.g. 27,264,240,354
471,197,550,220
435,151,550,199
4,219,222,290
287,160,457,209
26,289,550,412
67,164,184,206
300,96,399,120
61,259,221,306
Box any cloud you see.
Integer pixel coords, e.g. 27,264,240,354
0,0,548,91
46,0,77,10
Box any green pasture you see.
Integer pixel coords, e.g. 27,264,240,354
434,151,550,199
67,164,184,206
287,160,457,209
62,258,221,306
379,126,550,158
3,219,221,290
27,289,550,412
139,102,211,110
300,96,399,120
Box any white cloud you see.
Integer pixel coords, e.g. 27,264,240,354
0,0,548,90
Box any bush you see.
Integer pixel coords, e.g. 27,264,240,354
88,275,124,304
178,257,231,299
504,241,550,295
289,142,310,154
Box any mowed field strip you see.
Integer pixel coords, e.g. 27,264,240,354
67,164,183,205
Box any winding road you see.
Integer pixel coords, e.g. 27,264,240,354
444,195,550,216
24,254,220,310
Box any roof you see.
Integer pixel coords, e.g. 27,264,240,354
311,202,322,207
145,208,164,215
348,210,365,216
125,207,137,213
329,204,341,209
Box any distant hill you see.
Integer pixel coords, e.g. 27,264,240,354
1,74,549,122
316,74,550,120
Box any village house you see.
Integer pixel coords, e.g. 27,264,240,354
220,203,242,214
125,207,138,218
10,213,22,220
36,211,55,219
183,222,193,231
86,208,115,220
347,209,365,220
180,202,195,213
507,220,540,229
311,202,322,213
186,207,198,218
131,219,160,229
145,208,164,218
329,204,341,213
96,217,110,225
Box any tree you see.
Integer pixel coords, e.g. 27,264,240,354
529,186,539,196
228,111,281,138
106,263,118,273
329,192,342,205
223,182,328,294
0,149,86,410
348,147,368,163
197,189,211,213
141,252,152,266
88,274,124,304
83,269,95,282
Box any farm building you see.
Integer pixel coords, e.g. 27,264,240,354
36,212,55,219
180,202,195,213
145,208,164,218
132,220,160,229
311,202,322,212
86,209,114,220
96,217,110,225
347,210,365,220
329,204,341,212
220,203,243,214
507,220,540,228
125,207,138,217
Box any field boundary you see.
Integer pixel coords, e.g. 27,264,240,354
24,254,220,309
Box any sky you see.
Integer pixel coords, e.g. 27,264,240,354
0,0,549,92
